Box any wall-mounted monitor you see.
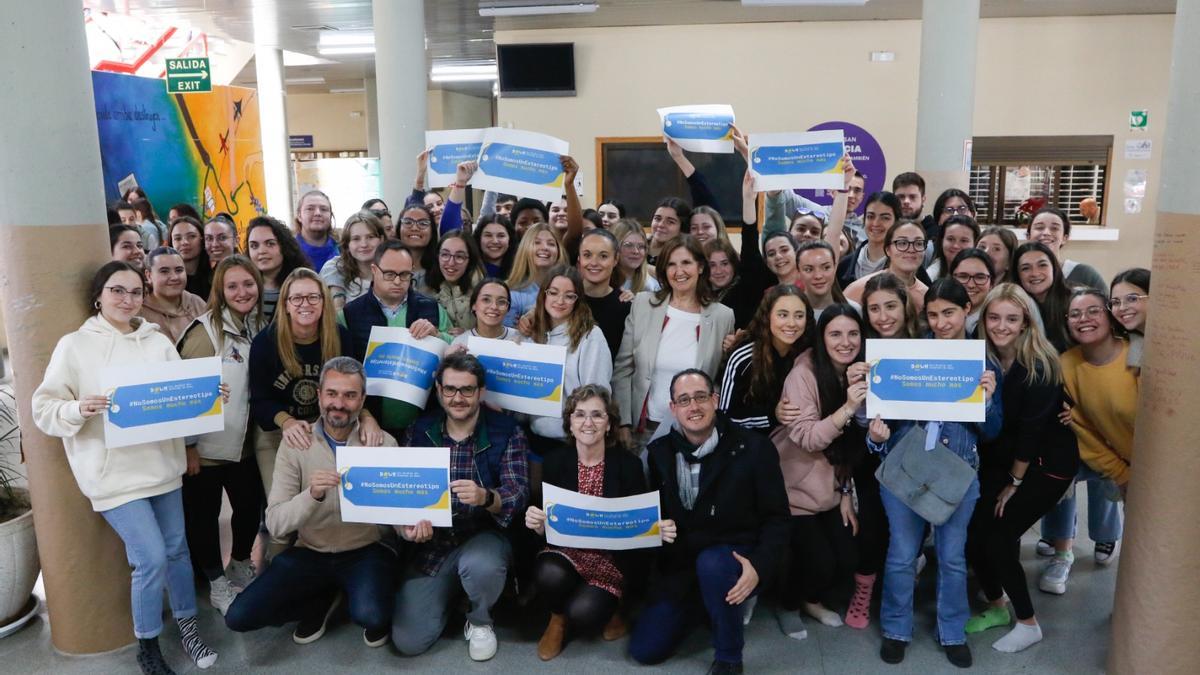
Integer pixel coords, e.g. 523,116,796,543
497,43,575,97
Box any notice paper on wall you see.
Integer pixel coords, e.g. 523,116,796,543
543,483,663,550
102,356,223,449
362,326,447,408
865,339,986,423
471,127,569,203
468,336,566,417
749,130,846,191
657,104,736,153
425,128,487,188
337,446,452,527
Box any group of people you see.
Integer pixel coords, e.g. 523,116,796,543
36,139,1144,675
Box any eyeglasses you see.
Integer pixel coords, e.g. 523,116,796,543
401,217,432,229
377,269,414,283
953,272,992,286
672,392,712,407
943,205,973,216
439,251,470,264
1108,294,1148,309
105,286,144,300
545,289,579,303
370,209,390,219
1067,306,1106,321
570,410,608,423
287,293,323,306
890,238,926,252
441,384,478,398
478,297,510,309
621,242,647,252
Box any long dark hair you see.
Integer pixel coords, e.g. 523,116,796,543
862,271,918,338
656,197,693,233
932,188,976,223
932,215,980,279
1110,267,1150,296
724,285,814,406
425,229,484,295
1013,241,1072,351
246,215,311,285
89,261,141,314
811,303,866,483
473,214,517,278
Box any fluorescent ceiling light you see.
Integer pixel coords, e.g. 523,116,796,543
431,73,500,82
318,46,376,55
285,77,326,85
282,50,333,67
430,62,499,82
318,31,375,47
742,0,868,6
479,2,599,17
329,87,366,93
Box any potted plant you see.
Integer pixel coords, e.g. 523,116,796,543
0,384,39,638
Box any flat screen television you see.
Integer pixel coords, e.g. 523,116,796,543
497,43,575,97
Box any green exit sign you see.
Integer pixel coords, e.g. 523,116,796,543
165,57,211,93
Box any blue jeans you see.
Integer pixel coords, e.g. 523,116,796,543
225,543,396,633
879,478,979,646
1040,464,1124,543
629,545,753,666
100,489,197,639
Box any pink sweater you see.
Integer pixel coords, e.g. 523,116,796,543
769,351,844,516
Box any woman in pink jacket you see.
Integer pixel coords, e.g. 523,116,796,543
770,304,869,639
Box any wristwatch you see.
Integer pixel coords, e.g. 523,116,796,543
483,489,497,509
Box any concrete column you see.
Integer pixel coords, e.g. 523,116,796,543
373,0,428,203
365,77,381,158
0,0,133,653
1110,1,1200,672
255,46,294,222
914,0,979,200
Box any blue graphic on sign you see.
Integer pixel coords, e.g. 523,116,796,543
476,355,563,402
751,142,843,176
108,375,221,429
363,342,440,388
429,142,483,174
341,466,449,509
795,120,887,214
662,112,734,141
546,503,659,539
478,143,563,186
870,359,983,403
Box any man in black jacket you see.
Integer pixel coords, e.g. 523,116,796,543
628,369,789,675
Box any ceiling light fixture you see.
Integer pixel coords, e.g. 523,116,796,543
329,87,366,93
285,77,326,85
430,63,500,82
478,2,599,17
741,0,868,6
318,30,375,55
317,46,376,55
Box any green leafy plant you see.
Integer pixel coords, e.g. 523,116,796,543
0,386,28,523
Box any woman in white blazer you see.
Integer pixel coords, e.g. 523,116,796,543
612,234,736,450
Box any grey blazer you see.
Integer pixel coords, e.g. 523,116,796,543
611,291,736,427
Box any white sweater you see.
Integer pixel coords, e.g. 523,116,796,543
32,315,186,512
530,324,612,439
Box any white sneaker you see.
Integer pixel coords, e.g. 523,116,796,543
225,559,257,590
1094,541,1120,566
209,577,239,616
1035,539,1056,557
1038,554,1074,595
741,595,758,626
464,621,497,661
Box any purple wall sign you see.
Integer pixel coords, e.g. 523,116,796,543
795,121,887,215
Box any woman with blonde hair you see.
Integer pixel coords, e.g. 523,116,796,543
689,205,730,247
611,219,661,294
504,221,566,327
964,283,1078,653
320,210,385,309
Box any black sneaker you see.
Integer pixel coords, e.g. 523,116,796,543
945,643,973,668
136,637,176,675
293,593,341,644
706,660,744,674
880,638,908,664
364,626,389,648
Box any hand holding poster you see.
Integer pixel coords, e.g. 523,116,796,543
467,336,566,416
425,128,487,188
337,446,452,527
657,104,736,153
543,483,662,550
472,127,569,203
102,356,223,448
749,130,846,191
866,339,987,423
363,326,447,408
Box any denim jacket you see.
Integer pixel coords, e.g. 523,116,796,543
866,359,1004,470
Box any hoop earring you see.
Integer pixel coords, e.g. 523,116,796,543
94,301,101,309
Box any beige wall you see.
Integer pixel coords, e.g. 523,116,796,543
496,14,1174,278
287,89,493,152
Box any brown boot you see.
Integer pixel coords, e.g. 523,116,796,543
538,613,567,661
602,611,629,641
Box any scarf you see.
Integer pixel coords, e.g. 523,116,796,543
670,420,720,511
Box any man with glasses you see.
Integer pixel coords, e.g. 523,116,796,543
341,241,453,435
630,369,789,674
391,353,529,662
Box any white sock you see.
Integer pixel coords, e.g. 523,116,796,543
993,622,1043,653
775,607,808,640
741,595,758,626
803,602,844,627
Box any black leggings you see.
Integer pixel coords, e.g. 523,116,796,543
967,468,1072,620
534,552,619,635
853,453,889,576
782,507,858,607
182,455,263,581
